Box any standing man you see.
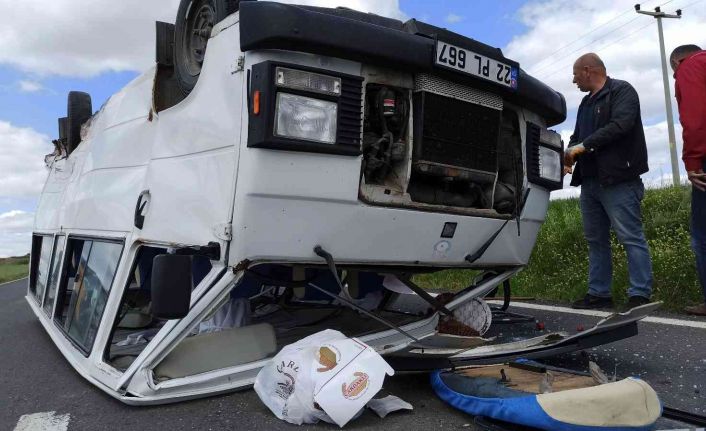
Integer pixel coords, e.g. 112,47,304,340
670,44,706,316
564,53,653,310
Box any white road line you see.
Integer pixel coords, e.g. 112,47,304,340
14,411,70,431
0,277,27,287
487,301,706,330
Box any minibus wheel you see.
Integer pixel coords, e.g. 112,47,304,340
174,0,241,95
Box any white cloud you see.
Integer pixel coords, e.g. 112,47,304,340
0,210,33,229
0,121,51,197
0,0,404,78
446,13,464,24
18,80,44,93
0,209,33,257
505,0,706,122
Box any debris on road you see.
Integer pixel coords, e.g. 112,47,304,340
589,361,611,384
366,395,413,418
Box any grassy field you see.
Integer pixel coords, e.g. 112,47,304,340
415,185,703,312
0,255,29,284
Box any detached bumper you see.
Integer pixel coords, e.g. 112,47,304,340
386,302,660,371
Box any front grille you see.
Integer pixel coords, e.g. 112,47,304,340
414,73,503,111
413,89,501,179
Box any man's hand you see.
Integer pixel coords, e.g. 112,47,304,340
563,144,586,174
688,170,706,191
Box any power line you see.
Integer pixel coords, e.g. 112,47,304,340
531,16,642,75
528,0,667,70
678,0,705,10
535,0,697,83
529,0,680,75
596,21,656,55
529,9,634,69
538,20,655,81
533,0,672,67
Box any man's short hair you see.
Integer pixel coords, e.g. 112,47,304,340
670,44,702,63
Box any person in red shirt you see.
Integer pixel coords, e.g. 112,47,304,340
670,44,706,316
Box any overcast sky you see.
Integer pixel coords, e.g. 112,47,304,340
0,0,704,257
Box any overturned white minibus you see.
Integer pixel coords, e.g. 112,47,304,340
26,0,656,405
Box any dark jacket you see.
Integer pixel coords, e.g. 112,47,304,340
569,77,648,187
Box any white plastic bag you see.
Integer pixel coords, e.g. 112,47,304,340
254,330,343,425
254,329,394,427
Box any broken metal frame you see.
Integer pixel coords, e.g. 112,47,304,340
386,302,662,370
311,244,523,347
386,321,640,371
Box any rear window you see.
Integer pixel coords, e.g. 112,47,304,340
29,234,52,302
54,238,123,354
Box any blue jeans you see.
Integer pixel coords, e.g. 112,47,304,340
580,178,653,299
692,160,706,302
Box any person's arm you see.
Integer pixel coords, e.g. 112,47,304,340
677,59,706,173
581,83,640,151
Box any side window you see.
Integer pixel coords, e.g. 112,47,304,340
43,236,66,316
29,234,52,302
106,247,214,371
55,238,123,353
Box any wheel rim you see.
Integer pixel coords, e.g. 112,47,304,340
182,1,215,77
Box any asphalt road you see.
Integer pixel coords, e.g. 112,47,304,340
2,278,704,430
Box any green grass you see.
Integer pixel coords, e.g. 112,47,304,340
0,255,29,284
415,185,703,312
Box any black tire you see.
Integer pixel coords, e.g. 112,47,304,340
173,0,241,96
66,91,92,154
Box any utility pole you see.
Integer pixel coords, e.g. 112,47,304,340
635,4,682,186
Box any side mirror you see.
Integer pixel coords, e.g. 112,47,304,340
151,254,193,319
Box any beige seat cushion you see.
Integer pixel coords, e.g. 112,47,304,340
154,323,277,380
537,378,661,427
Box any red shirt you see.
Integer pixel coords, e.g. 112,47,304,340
675,50,706,172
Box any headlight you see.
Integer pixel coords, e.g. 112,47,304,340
248,62,363,156
525,122,563,190
538,146,562,182
274,93,338,144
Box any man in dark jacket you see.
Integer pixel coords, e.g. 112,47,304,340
670,44,706,316
564,53,653,310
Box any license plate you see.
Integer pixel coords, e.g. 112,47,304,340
435,41,518,90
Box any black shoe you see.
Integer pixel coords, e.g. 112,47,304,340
626,296,650,309
571,294,613,310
